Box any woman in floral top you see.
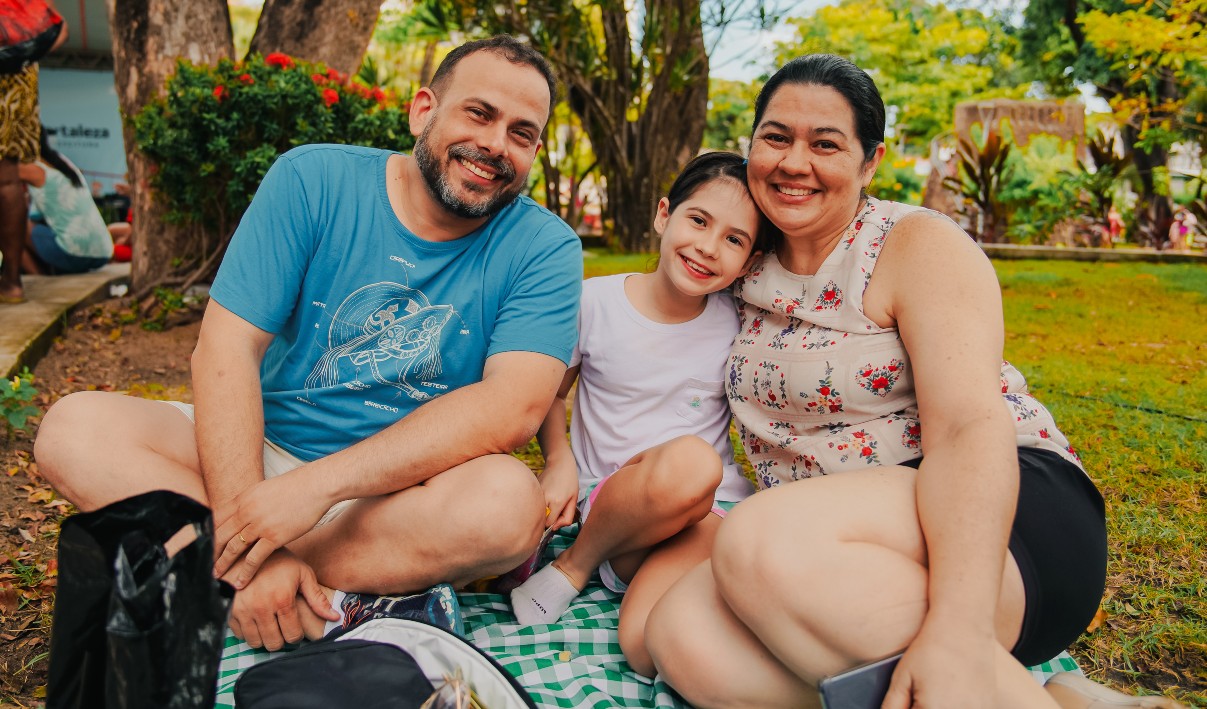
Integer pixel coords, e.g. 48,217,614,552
644,55,1182,709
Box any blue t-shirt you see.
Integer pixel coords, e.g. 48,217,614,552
210,144,582,461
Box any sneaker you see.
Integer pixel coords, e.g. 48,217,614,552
1044,673,1187,708
338,583,464,637
489,526,556,594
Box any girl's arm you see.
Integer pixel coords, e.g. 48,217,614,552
17,162,45,188
871,212,1017,708
537,365,580,530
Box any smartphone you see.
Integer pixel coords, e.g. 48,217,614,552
817,653,903,709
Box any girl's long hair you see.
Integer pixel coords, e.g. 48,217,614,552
38,126,84,188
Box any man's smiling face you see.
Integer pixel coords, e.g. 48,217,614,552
410,50,550,220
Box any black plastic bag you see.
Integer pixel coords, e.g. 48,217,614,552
47,490,235,709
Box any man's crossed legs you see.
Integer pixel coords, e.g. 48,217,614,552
35,391,546,649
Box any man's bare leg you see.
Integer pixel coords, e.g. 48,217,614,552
290,453,546,595
35,391,207,509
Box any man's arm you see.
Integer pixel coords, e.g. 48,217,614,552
191,299,274,522
213,348,567,586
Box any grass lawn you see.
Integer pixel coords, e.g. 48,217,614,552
533,254,1207,705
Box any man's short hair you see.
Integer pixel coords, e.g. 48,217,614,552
429,35,558,115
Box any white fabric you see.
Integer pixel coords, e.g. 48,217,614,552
568,274,754,504
160,401,354,525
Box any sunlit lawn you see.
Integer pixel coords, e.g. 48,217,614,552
524,254,1206,705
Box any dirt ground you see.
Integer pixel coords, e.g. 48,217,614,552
0,299,200,706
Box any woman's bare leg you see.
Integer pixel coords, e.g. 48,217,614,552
618,513,721,677
648,467,1064,708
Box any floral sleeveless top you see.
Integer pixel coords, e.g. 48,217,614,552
727,197,1082,490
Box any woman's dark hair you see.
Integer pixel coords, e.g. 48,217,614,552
666,151,777,252
752,54,885,164
38,127,83,188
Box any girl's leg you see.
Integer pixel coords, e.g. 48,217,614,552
511,435,722,624
649,466,1060,708
559,435,722,587
617,513,721,677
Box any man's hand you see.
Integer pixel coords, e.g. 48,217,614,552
213,471,333,588
540,458,578,531
226,548,341,651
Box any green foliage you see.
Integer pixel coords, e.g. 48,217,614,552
869,145,925,205
704,78,759,152
140,288,188,332
998,135,1082,244
1,368,40,445
943,123,1014,242
133,53,415,238
779,0,1027,151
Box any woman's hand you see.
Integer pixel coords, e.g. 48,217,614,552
539,457,579,530
881,620,995,709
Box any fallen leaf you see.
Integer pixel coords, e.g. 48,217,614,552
108,327,123,342
1086,607,1107,633
0,584,17,614
17,528,34,543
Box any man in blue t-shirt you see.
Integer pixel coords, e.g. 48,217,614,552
36,36,582,650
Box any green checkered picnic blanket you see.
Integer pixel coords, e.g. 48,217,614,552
214,526,1081,707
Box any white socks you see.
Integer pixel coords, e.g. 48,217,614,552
510,564,581,625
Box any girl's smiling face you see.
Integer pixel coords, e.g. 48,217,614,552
654,178,762,299
747,83,884,244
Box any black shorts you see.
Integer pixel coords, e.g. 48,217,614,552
902,447,1107,666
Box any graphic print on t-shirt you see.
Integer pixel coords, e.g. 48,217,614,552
304,282,456,402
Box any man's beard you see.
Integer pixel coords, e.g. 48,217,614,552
413,123,523,220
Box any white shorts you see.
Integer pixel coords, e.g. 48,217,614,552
163,401,354,527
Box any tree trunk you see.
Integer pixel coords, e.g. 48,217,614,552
248,0,384,76
107,0,233,293
570,0,709,252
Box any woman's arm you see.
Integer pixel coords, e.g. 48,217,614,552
537,365,581,529
870,211,1018,704
17,162,45,188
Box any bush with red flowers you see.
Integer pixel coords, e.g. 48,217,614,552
132,52,414,237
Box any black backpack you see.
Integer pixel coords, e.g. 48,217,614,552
234,616,536,709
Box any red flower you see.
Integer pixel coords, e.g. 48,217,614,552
819,386,830,395
311,73,326,85
860,446,873,457
239,73,254,85
322,88,339,107
823,291,836,301
871,376,889,390
326,68,344,82
213,85,227,101
265,52,294,69
371,87,386,103
767,392,776,401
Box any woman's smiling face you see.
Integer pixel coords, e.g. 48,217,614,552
747,83,883,243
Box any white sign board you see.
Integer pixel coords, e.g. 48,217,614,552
37,68,128,196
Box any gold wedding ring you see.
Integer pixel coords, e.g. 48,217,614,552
238,532,248,544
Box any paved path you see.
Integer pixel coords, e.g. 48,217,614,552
0,263,130,378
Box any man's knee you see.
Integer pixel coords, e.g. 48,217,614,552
35,392,105,483
463,455,544,562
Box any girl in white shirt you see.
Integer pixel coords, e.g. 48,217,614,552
511,152,773,677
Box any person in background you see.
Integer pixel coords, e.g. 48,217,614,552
18,127,115,274
0,4,67,302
